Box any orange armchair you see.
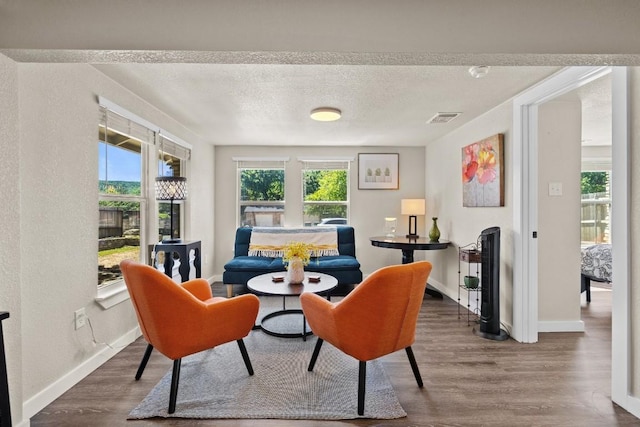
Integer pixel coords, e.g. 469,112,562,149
120,260,260,414
300,260,432,415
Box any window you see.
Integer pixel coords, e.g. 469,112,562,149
301,159,350,226
98,106,152,288
581,171,611,244
235,158,287,227
96,100,192,307
157,134,190,241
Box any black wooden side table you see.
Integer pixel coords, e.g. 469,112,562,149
149,240,201,282
370,236,451,298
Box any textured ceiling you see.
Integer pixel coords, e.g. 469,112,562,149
2,1,626,148
92,63,563,146
571,74,612,147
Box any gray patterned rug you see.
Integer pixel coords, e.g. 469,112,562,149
128,299,407,420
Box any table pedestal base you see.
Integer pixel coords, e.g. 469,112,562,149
425,286,444,299
402,249,444,298
371,237,450,300
258,309,312,341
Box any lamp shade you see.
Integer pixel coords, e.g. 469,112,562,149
155,176,187,201
401,199,426,216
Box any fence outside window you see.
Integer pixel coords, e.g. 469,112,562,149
581,192,610,244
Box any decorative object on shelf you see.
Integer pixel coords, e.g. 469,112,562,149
384,217,397,237
464,275,479,289
358,153,399,190
462,133,504,207
459,248,481,263
401,199,425,238
428,217,440,242
282,241,315,284
155,176,188,243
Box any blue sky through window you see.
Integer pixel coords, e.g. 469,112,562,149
99,142,141,183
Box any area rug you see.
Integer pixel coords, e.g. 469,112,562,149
128,300,406,420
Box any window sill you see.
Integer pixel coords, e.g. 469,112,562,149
95,281,130,309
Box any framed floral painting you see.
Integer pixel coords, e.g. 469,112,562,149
462,134,504,207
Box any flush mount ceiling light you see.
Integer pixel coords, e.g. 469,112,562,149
468,65,490,79
310,107,342,122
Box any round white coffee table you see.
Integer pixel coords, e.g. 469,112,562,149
247,271,338,340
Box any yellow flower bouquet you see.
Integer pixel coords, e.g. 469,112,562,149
282,241,315,267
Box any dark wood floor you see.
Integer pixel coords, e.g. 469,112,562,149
31,285,639,426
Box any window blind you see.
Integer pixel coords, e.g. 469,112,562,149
233,157,289,169
99,106,156,146
300,158,351,171
159,134,191,160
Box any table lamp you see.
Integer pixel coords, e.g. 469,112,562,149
155,176,187,243
401,199,425,238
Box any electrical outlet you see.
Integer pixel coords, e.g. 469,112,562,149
74,308,86,330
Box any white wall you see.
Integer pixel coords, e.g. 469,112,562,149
213,145,426,280
537,101,583,328
4,58,215,424
185,133,216,279
0,51,23,425
425,103,515,328
19,63,106,402
424,97,586,333
631,68,640,397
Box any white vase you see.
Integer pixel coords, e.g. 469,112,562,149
286,257,305,284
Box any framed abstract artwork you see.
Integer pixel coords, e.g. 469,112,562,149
358,153,399,190
462,134,505,207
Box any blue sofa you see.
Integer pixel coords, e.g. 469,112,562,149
223,226,363,297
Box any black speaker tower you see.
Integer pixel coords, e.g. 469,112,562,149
473,226,509,341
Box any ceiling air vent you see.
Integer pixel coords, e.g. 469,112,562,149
427,112,461,124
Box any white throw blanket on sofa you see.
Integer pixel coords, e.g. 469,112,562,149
248,227,339,257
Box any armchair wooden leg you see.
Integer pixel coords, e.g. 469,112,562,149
358,361,366,416
308,338,324,371
405,346,423,388
226,284,234,298
168,359,181,414
135,343,154,380
237,339,254,376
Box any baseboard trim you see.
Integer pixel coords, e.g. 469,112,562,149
538,320,585,333
429,278,516,339
621,393,640,419
14,418,30,427
426,277,447,296
22,326,141,420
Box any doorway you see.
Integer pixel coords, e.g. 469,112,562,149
512,66,632,413
550,74,613,313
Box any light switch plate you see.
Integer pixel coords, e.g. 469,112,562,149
548,182,563,196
